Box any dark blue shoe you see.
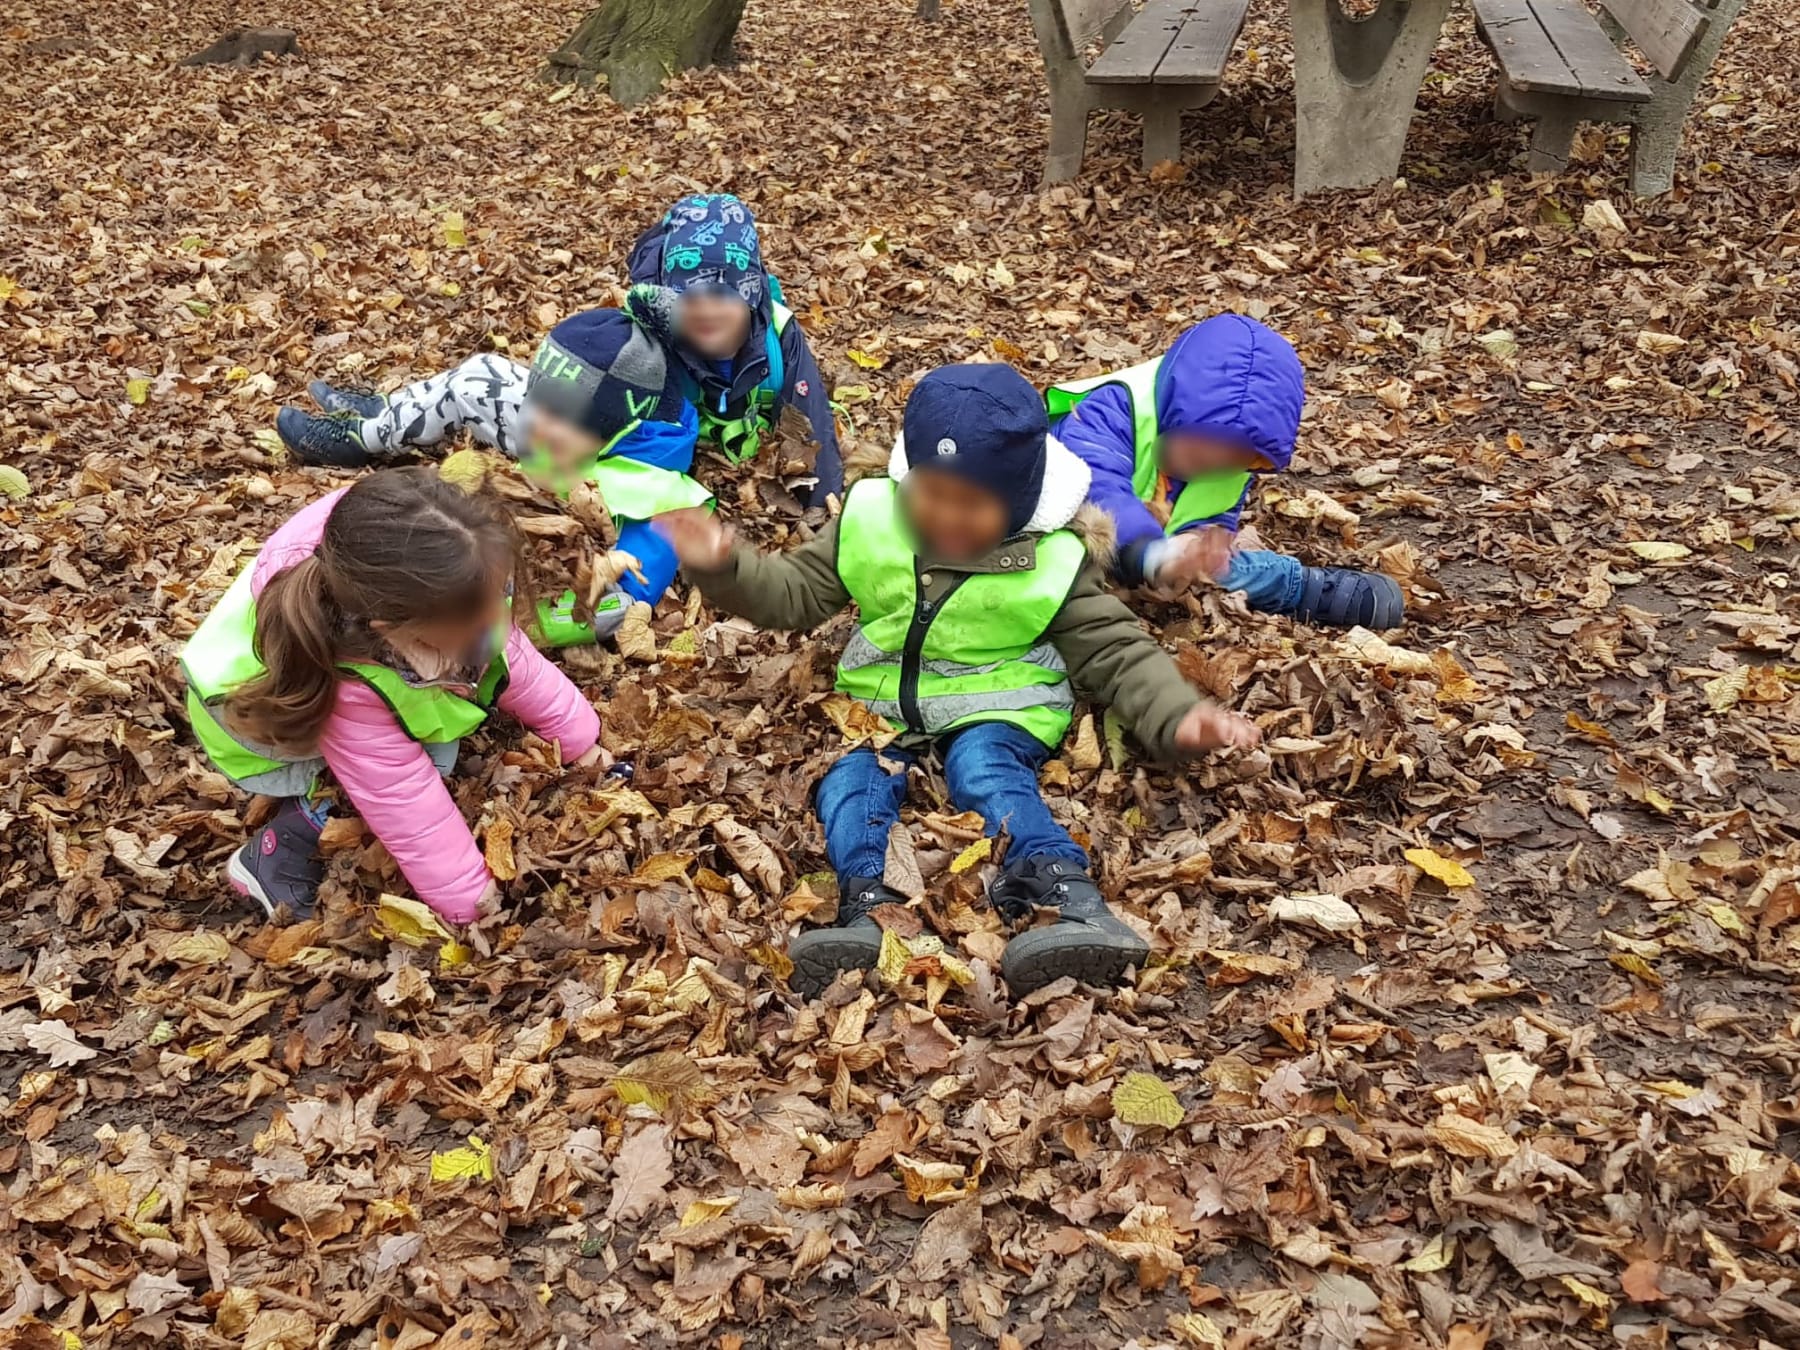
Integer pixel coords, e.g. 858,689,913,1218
1293,568,1405,630
308,379,386,418
276,407,373,468
227,799,322,920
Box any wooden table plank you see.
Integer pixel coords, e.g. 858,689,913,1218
1087,0,1189,82
1474,0,1649,101
1153,0,1251,84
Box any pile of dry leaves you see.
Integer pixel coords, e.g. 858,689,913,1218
1,0,1796,1345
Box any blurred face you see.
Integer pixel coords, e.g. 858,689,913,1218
677,292,753,360
526,406,606,476
902,469,1010,563
376,573,510,674
1159,432,1270,481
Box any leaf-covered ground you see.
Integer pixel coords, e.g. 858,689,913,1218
2,0,1798,1345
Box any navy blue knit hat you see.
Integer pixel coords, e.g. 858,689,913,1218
525,309,682,441
657,194,766,309
901,364,1048,535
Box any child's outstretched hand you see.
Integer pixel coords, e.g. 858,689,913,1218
1155,527,1234,591
656,507,735,572
1176,702,1261,754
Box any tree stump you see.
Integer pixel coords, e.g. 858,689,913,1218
181,27,301,67
543,0,746,106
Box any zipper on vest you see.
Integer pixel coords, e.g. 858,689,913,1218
899,565,966,732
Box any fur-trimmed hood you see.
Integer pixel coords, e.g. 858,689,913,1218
840,435,1116,572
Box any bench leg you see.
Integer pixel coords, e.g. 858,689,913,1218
1290,0,1455,194
1044,91,1091,183
1142,104,1182,172
1493,86,1523,125
1626,109,1681,197
1527,110,1579,175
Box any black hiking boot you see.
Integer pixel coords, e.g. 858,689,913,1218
993,858,1149,997
1291,567,1404,630
227,798,323,920
276,407,374,468
308,378,386,419
788,876,898,999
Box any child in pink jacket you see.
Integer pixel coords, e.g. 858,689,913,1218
182,467,601,922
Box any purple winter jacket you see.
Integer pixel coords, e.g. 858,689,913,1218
1053,314,1304,585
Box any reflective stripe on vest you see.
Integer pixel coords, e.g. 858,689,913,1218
181,556,505,780
1045,357,1251,533
697,303,791,464
524,421,713,519
833,478,1084,749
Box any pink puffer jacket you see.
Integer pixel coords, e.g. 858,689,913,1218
251,490,600,921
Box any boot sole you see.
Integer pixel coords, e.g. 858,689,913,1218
789,933,883,1000
1002,927,1149,997
226,852,279,920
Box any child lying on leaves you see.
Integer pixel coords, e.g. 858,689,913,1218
276,309,709,648
658,363,1259,999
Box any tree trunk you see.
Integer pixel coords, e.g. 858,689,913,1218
543,0,746,106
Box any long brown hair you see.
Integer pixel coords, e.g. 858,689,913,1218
225,467,524,755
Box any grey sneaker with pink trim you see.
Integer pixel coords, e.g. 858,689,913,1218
227,799,323,919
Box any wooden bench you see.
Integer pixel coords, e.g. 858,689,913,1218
1026,0,1252,181
1473,0,1746,195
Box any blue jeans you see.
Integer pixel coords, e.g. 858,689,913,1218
814,721,1087,885
1223,549,1305,613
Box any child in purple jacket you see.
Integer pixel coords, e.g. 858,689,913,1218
1048,314,1403,629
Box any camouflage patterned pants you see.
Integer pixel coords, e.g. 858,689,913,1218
361,354,529,459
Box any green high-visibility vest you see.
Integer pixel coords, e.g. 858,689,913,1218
523,420,714,519
833,478,1085,749
1045,357,1250,533
181,563,507,785
697,303,793,465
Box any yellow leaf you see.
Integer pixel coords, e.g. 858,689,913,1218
894,1153,978,1204
1609,952,1662,986
1426,1111,1518,1160
430,1135,495,1183
484,819,517,882
224,366,250,381
165,931,233,965
375,893,455,948
1564,712,1615,743
989,259,1016,288
0,465,30,499
439,939,474,969
436,280,462,297
1112,1072,1185,1129
876,928,911,985
1626,540,1691,562
1405,847,1475,888
845,348,886,370
680,1196,737,1228
1168,1312,1225,1349
1703,667,1748,713
613,1049,708,1116
0,275,16,302
440,211,468,248
1642,1079,1699,1099
126,378,150,405
1560,1275,1613,1311
1705,903,1747,935
1400,1234,1457,1272
438,447,490,490
949,837,992,874
746,942,794,980
1643,787,1674,814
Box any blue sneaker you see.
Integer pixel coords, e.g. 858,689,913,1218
227,799,322,919
308,379,386,418
276,407,373,468
1292,568,1405,630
